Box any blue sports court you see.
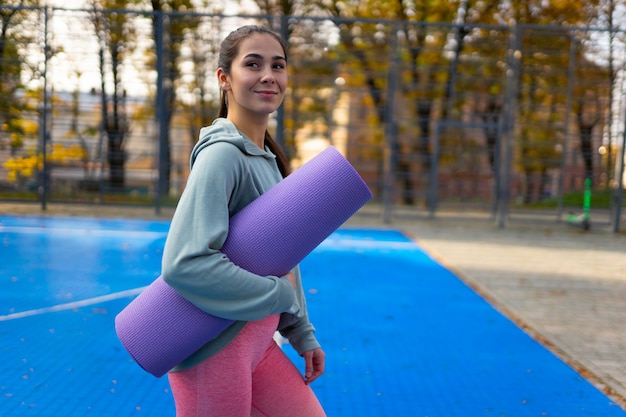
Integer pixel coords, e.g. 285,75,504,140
1,215,624,416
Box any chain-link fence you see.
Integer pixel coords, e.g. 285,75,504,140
0,6,624,230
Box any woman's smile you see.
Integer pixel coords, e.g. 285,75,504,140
255,90,279,98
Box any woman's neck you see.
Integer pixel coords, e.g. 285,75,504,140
227,112,268,149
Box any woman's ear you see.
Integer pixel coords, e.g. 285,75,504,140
217,68,230,91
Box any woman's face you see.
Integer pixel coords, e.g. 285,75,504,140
219,33,288,118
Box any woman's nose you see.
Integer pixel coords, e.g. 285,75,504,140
260,67,275,84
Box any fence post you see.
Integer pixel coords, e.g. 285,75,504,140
556,31,577,222
497,24,521,228
614,114,625,233
40,6,50,210
491,66,506,219
382,22,399,224
583,177,591,228
154,11,166,215
274,15,289,157
427,123,440,217
608,36,626,233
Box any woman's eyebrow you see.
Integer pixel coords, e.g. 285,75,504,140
244,53,286,61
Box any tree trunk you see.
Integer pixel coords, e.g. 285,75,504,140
579,124,594,184
481,98,501,176
107,130,125,190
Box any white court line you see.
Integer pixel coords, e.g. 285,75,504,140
318,238,419,250
0,225,167,239
0,286,148,322
1,226,410,247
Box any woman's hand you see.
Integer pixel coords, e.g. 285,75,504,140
302,348,325,384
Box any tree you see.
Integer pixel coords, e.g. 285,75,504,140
0,1,41,155
247,0,471,203
149,0,200,196
594,0,626,188
176,11,221,149
573,56,610,186
495,1,601,202
215,0,611,207
89,0,141,190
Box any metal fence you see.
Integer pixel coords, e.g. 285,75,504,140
0,6,624,230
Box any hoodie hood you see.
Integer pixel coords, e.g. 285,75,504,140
190,118,275,169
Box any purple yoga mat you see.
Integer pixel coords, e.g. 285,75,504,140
115,146,372,377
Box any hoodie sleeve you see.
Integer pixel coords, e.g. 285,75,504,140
161,141,298,321
278,265,321,355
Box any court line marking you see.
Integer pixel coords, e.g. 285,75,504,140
0,286,148,321
1,225,417,248
1,225,414,248
0,225,167,238
318,238,419,250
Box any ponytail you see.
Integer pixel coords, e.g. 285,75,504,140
264,131,291,177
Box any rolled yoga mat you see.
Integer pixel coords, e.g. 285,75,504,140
115,146,373,377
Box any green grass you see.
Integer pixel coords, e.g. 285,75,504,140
523,188,624,209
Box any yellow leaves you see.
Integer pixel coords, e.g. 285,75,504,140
10,132,23,149
47,143,87,164
3,143,87,183
66,145,88,161
3,154,41,182
22,121,38,136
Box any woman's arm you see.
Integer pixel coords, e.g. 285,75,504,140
162,143,298,321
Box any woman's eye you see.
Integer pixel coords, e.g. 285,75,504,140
246,62,260,68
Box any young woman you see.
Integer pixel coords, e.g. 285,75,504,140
161,25,327,417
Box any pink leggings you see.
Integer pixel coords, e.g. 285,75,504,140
168,314,326,417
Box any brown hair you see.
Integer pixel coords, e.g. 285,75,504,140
216,25,291,177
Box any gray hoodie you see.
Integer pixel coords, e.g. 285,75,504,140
162,118,320,372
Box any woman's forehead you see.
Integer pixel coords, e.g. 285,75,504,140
237,34,285,59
